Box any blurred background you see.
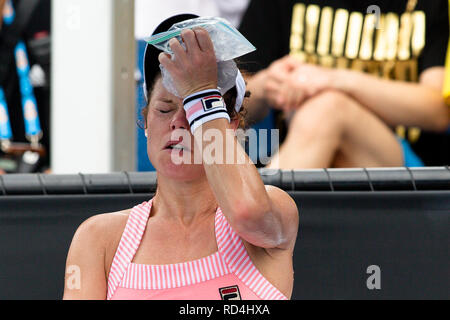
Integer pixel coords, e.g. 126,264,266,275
0,0,448,174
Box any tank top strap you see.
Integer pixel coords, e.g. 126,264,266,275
107,199,153,300
214,207,288,300
214,207,250,273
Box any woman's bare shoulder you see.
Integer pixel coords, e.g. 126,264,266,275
63,209,132,299
71,209,132,250
86,209,131,231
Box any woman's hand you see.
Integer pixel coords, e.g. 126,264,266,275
158,28,218,98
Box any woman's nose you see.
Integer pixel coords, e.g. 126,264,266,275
170,108,189,130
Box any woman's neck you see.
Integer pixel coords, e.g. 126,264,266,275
151,175,218,226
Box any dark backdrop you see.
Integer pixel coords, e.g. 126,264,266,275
0,169,449,299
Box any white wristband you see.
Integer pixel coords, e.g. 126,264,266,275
183,89,230,133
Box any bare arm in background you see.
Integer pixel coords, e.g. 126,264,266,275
243,51,448,132
332,67,449,131
0,0,6,29
278,63,449,132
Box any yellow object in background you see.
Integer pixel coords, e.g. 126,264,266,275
444,42,450,105
444,1,450,105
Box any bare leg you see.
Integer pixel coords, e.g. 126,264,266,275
267,90,403,169
0,1,6,27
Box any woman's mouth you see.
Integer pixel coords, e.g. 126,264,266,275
166,144,185,151
164,143,191,153
163,138,192,158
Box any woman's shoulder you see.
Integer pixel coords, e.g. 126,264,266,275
79,209,131,234
68,209,133,277
63,209,133,298
72,209,132,253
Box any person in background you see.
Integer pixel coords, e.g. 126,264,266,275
239,0,449,169
0,0,51,173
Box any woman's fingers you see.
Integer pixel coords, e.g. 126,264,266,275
193,28,214,53
180,28,214,54
180,29,198,54
168,37,188,66
159,28,218,98
158,52,173,68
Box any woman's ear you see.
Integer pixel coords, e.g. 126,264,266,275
230,116,240,131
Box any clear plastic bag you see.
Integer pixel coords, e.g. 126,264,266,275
146,16,256,97
146,16,255,61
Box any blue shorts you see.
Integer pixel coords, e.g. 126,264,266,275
398,138,424,167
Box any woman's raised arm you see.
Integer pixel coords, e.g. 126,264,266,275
159,28,299,250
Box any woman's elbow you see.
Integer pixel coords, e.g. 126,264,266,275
231,197,272,227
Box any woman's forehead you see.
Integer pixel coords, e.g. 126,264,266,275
150,79,182,104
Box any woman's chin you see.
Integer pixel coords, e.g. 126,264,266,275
154,154,204,181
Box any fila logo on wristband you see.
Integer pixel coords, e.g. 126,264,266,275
183,89,230,133
183,89,222,106
202,95,224,111
185,96,226,120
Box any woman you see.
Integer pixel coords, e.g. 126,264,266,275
63,14,299,300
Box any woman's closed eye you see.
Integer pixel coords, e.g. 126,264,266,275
155,103,175,114
154,98,177,114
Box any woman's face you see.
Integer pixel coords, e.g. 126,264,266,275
146,79,206,181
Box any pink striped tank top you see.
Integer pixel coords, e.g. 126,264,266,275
107,199,288,300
